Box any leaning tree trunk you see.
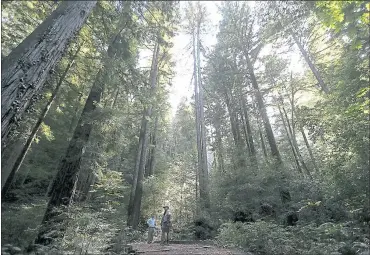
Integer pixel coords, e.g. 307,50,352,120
245,53,291,205
34,65,106,245
245,54,282,164
288,28,329,94
34,23,128,242
1,1,96,150
282,106,313,179
294,108,320,173
1,44,82,196
278,105,303,175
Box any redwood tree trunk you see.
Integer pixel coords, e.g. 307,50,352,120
145,116,158,177
214,112,225,173
224,90,241,146
34,26,127,241
1,44,82,196
245,52,291,205
1,1,96,149
39,13,125,230
278,106,303,175
256,112,268,161
35,66,105,245
193,24,210,210
282,106,312,179
193,29,204,214
74,167,96,202
223,89,247,170
127,115,145,226
245,55,282,164
294,108,319,173
130,42,160,229
240,94,258,169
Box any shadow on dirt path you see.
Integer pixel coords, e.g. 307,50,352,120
131,242,251,255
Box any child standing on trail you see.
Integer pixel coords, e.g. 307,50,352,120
160,205,171,245
147,215,156,244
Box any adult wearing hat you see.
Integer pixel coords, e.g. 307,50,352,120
160,205,171,245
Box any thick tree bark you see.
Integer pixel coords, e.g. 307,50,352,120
35,65,105,245
1,1,96,149
127,115,146,226
74,166,96,202
245,55,282,164
130,42,160,229
34,24,127,242
240,96,256,155
1,44,82,196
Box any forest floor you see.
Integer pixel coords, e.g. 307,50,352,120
131,242,249,255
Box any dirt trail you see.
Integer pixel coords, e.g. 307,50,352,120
131,242,249,255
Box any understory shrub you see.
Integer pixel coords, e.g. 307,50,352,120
1,199,47,250
217,221,369,255
192,217,216,240
297,199,349,224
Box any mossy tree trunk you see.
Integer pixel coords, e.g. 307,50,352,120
1,44,82,196
1,1,96,150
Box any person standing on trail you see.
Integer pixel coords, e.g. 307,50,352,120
147,215,156,244
160,205,171,245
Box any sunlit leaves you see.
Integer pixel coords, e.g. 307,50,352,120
315,1,369,49
1,1,56,56
40,122,55,141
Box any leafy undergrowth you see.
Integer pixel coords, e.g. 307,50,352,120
1,198,47,250
1,171,145,254
217,217,369,255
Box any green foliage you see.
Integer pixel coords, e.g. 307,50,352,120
192,216,217,240
1,199,47,249
217,221,369,255
1,1,56,56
